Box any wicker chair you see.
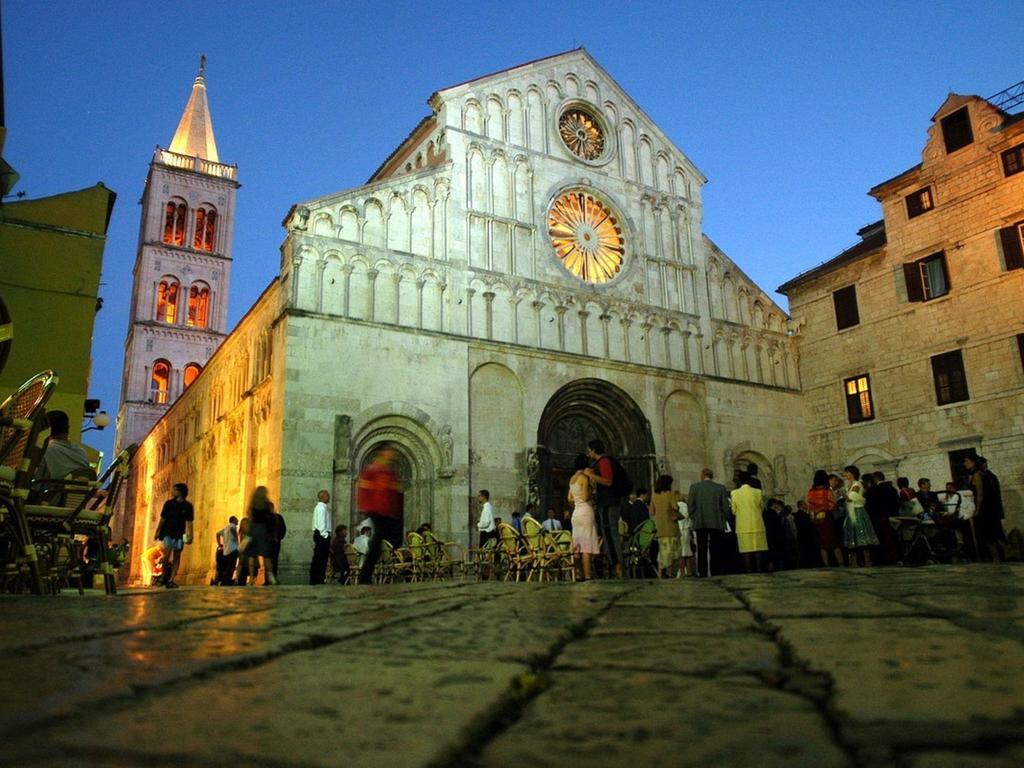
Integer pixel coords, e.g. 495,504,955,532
0,371,59,594
423,530,468,579
497,522,536,582
24,444,136,594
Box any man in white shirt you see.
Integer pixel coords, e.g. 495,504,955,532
542,507,563,532
309,490,332,585
477,489,496,546
215,516,239,585
353,526,372,558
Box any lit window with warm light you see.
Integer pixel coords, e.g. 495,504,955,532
156,277,180,324
844,374,874,424
151,360,171,405
163,199,187,246
187,282,210,328
194,205,217,251
183,363,202,389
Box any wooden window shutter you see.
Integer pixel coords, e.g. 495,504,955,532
999,224,1024,270
903,262,924,302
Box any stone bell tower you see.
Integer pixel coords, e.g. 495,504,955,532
115,56,239,452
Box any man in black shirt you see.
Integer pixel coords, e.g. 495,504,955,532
156,483,194,588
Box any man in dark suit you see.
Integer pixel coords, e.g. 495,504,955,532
687,468,731,577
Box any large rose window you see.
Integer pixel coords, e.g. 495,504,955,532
548,190,625,284
558,108,606,161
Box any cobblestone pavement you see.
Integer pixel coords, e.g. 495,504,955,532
3,565,1023,767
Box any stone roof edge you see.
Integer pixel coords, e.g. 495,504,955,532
776,222,886,295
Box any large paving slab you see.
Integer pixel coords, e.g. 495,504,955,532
1,564,1022,766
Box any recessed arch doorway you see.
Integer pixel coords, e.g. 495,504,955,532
535,379,656,518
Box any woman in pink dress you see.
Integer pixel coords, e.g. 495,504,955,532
568,454,600,580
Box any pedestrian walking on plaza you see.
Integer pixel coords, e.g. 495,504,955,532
731,472,767,573
356,449,404,584
687,468,730,577
806,470,842,567
584,439,629,578
215,515,239,585
651,474,682,578
245,486,278,585
155,482,194,588
966,455,1007,562
476,489,497,548
841,466,877,567
568,454,600,581
309,489,332,584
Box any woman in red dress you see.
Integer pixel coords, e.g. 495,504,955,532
806,470,842,567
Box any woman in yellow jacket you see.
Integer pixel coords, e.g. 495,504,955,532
730,471,767,573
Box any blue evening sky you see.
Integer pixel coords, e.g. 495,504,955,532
3,1,1021,461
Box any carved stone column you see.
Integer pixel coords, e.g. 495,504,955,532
366,268,379,321
578,310,590,355
483,291,496,340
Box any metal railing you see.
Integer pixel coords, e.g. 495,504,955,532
988,80,1024,114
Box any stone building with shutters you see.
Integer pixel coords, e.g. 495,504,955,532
123,49,810,584
779,86,1024,530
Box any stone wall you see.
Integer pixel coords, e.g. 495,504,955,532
124,280,284,585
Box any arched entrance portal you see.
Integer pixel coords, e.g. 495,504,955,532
535,379,656,519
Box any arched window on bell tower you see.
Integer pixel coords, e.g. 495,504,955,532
183,363,202,389
187,281,211,328
156,276,181,324
150,360,171,404
163,198,188,246
194,204,217,251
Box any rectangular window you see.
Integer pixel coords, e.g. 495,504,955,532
1003,144,1024,177
998,222,1024,271
905,187,934,219
844,374,874,423
941,107,973,154
904,251,950,301
931,349,969,405
948,448,978,491
832,285,860,330
1018,334,1024,371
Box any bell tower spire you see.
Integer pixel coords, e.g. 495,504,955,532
115,59,239,454
168,53,220,162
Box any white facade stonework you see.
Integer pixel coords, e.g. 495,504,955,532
126,50,809,584
780,91,1024,531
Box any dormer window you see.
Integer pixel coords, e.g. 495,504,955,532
905,187,934,219
940,107,973,154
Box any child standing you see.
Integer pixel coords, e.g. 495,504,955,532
676,494,693,577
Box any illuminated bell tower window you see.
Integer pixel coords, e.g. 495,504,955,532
163,199,187,246
150,360,171,404
183,363,202,389
156,277,180,324
187,282,210,328
548,190,625,284
194,205,217,251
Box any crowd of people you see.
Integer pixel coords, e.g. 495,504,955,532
146,437,1010,587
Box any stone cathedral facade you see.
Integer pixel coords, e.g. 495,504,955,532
125,50,809,584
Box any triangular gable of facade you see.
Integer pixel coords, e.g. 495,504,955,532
432,47,707,185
